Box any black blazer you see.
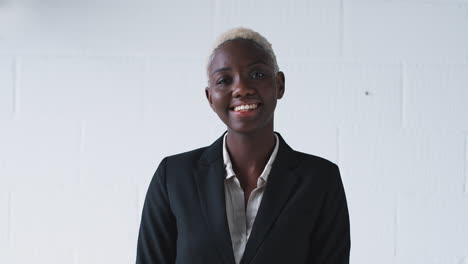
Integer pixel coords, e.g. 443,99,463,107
137,132,350,264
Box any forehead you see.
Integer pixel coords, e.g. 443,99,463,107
209,39,272,74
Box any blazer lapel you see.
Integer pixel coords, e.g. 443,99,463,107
193,132,236,264
240,133,301,264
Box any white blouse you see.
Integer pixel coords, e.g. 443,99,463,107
222,133,279,264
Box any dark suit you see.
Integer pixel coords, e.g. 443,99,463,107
137,132,350,264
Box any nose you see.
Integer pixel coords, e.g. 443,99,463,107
232,76,255,98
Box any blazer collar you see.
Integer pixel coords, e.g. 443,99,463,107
194,131,301,264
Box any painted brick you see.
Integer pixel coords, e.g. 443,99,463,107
0,119,81,190
7,172,138,264
405,64,468,130
278,59,402,128
80,118,152,214
213,0,342,59
0,191,10,263
78,118,174,209
80,117,225,220
73,185,138,264
347,189,396,264
9,0,159,8
275,119,339,164
339,126,465,193
343,1,468,63
397,193,468,256
395,256,467,264
392,0,468,3
0,4,214,56
8,188,76,263
20,56,145,120
79,119,147,188
143,57,226,144
0,57,14,119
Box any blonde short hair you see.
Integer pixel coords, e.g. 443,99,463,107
206,27,280,76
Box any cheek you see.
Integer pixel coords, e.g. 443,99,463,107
211,93,228,110
259,84,278,101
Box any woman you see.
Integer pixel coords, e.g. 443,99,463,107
137,27,350,264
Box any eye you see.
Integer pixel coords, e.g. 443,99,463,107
214,75,232,86
216,78,229,85
251,72,265,79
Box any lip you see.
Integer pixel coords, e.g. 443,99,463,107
229,101,262,110
231,105,260,117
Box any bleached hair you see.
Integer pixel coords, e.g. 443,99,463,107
206,27,280,77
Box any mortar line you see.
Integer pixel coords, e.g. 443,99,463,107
79,120,86,153
78,120,86,185
212,0,218,39
339,0,344,58
72,248,79,264
12,57,20,120
141,57,149,123
336,126,340,165
7,191,12,242
464,134,467,193
400,61,407,129
136,185,140,224
393,193,398,257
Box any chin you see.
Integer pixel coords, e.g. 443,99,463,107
227,123,272,135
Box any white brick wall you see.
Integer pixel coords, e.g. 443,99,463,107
0,57,14,119
1,1,467,263
343,0,468,63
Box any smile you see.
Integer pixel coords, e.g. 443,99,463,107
233,104,258,112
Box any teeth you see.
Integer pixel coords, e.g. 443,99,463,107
234,104,258,112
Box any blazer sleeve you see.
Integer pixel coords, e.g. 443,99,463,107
136,157,177,264
308,164,351,264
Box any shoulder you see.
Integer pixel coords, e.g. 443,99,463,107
294,151,339,171
275,131,340,180
150,146,210,189
161,133,225,168
291,150,342,188
276,131,337,170
154,145,212,174
164,146,208,166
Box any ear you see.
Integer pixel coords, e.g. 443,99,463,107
275,71,285,99
205,86,213,109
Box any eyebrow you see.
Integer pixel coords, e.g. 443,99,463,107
211,67,231,76
248,60,269,67
210,61,269,76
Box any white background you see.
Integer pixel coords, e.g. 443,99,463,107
1,0,468,263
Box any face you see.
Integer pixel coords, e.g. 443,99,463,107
205,39,285,134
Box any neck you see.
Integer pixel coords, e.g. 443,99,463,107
225,126,276,176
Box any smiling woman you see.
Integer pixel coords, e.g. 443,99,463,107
136,27,351,264
206,38,284,136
